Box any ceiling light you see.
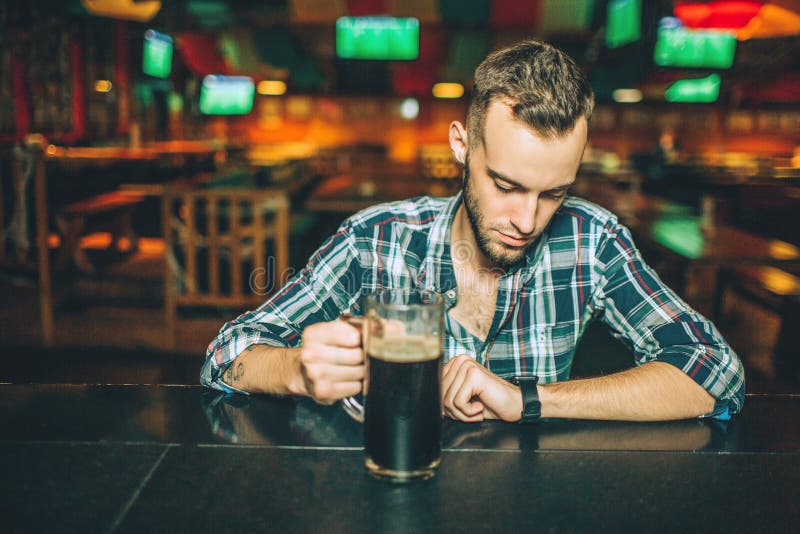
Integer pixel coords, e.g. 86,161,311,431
257,80,287,96
432,83,464,99
612,88,643,103
94,80,113,93
399,98,419,119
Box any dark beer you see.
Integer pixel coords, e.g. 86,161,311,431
363,335,442,480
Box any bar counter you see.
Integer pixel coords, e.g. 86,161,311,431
2,384,798,532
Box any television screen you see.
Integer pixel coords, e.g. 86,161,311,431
654,19,736,69
606,0,641,49
665,74,721,103
142,29,173,79
336,17,419,60
199,75,255,115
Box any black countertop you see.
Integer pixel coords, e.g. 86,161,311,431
2,385,798,533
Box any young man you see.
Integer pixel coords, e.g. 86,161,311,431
202,41,744,422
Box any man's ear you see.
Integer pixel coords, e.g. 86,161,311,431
448,121,468,167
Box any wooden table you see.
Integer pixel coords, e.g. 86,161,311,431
1,384,798,532
585,186,800,317
631,213,800,266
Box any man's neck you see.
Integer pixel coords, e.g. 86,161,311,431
450,203,502,275
448,203,501,341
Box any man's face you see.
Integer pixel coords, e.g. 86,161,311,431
460,101,588,270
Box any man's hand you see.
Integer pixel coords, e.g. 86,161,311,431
441,355,523,422
299,318,365,404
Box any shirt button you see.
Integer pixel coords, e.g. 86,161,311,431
445,289,456,299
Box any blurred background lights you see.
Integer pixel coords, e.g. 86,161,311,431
612,88,643,103
400,98,419,119
94,80,113,93
257,80,287,96
665,74,721,103
432,83,464,99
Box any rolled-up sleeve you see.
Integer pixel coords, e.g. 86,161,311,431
201,221,364,392
589,222,745,418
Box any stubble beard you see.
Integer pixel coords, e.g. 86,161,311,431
461,161,535,271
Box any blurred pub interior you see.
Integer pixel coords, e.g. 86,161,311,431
1,0,799,390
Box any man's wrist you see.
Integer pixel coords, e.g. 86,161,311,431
510,376,542,423
287,348,308,396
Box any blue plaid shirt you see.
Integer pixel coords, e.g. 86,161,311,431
203,193,745,418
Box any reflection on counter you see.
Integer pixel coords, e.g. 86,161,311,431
200,391,733,452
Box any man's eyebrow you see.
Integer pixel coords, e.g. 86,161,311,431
485,166,574,191
486,167,526,189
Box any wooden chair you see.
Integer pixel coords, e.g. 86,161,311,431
0,142,54,346
162,185,290,348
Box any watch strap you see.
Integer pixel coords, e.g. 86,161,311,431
513,376,541,423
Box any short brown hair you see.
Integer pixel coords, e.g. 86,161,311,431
466,40,594,148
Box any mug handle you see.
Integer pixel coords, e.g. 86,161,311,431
339,313,365,423
341,395,364,423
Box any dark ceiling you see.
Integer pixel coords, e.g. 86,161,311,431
4,1,799,104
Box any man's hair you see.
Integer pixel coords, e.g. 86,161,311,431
466,40,594,148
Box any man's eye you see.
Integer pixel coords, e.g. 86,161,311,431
494,182,514,193
545,191,567,200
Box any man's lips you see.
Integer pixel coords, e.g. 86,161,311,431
496,230,531,247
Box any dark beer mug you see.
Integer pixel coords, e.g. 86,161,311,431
342,289,444,482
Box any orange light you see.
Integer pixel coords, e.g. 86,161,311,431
94,80,113,93
81,0,161,22
432,83,464,99
257,80,287,96
769,240,800,260
760,266,799,295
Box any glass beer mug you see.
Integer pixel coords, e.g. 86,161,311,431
342,289,444,482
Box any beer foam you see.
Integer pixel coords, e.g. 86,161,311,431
368,335,441,362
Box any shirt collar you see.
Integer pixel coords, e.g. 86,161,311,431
419,193,461,295
418,191,551,295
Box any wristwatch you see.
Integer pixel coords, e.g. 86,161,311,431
511,376,541,423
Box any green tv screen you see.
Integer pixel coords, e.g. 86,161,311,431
142,30,173,79
654,20,736,69
336,17,419,60
199,75,255,115
606,0,641,49
665,74,721,103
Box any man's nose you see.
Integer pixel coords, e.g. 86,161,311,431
511,194,538,236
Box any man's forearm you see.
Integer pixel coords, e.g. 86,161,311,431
220,345,307,396
539,361,716,421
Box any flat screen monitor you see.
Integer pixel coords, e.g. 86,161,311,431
336,17,419,60
665,74,721,103
199,75,255,115
654,19,737,69
606,0,641,49
142,29,173,79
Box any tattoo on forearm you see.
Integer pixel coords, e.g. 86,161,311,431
224,362,245,384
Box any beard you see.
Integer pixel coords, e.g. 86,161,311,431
461,161,537,271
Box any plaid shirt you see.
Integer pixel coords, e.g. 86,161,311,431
203,193,745,418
